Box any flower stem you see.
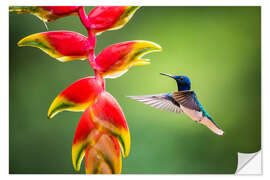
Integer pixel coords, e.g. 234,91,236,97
78,6,91,30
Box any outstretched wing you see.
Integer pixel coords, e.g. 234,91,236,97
172,90,201,112
127,93,183,114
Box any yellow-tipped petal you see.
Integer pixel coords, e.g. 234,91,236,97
17,33,59,58
18,31,91,62
110,6,140,31
72,140,88,172
131,40,163,59
9,6,51,22
9,6,79,22
48,77,104,119
72,107,99,172
89,6,140,35
90,92,131,158
94,40,162,79
48,96,76,119
116,128,130,158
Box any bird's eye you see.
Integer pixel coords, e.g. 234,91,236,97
179,77,184,80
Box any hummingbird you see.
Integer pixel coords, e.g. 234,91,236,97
128,73,224,136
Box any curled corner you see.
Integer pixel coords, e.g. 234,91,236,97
235,150,262,175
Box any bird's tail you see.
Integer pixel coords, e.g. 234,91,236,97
200,117,224,136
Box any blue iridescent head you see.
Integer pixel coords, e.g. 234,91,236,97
160,73,191,91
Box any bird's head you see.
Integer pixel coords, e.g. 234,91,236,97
160,73,191,91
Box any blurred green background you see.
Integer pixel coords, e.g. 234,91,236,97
9,7,261,174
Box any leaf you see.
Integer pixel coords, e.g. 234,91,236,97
91,40,162,78
48,77,104,119
88,6,140,34
9,6,80,22
18,31,93,62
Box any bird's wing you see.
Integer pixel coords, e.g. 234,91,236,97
127,93,183,114
172,90,201,111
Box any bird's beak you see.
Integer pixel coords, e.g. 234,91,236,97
160,73,175,79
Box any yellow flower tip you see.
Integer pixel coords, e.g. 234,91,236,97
130,41,162,66
120,128,131,158
17,38,24,47
72,154,82,172
9,6,33,13
157,44,163,51
17,40,29,47
126,6,141,14
72,142,87,172
133,58,151,67
17,34,46,48
149,42,162,52
47,96,67,119
133,40,162,53
47,101,57,119
47,109,56,119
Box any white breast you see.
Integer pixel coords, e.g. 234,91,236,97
180,105,203,122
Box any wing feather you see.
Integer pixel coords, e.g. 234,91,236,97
172,90,201,111
127,93,183,114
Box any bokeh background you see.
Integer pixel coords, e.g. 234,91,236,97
9,6,261,174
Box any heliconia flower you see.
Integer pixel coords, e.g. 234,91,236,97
90,41,162,78
88,6,140,34
72,107,121,173
48,76,104,119
11,5,162,175
18,31,93,62
72,97,124,174
9,6,80,22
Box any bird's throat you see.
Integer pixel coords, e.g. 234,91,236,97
177,82,190,91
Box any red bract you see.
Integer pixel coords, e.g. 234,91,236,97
72,106,98,171
48,76,104,118
88,6,140,34
12,6,162,174
18,31,93,62
92,92,128,130
43,6,80,15
91,41,162,78
73,107,97,145
91,91,130,157
9,6,80,22
72,92,130,173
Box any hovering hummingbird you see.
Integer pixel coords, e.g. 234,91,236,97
128,73,224,136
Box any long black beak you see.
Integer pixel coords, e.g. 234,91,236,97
160,73,175,79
